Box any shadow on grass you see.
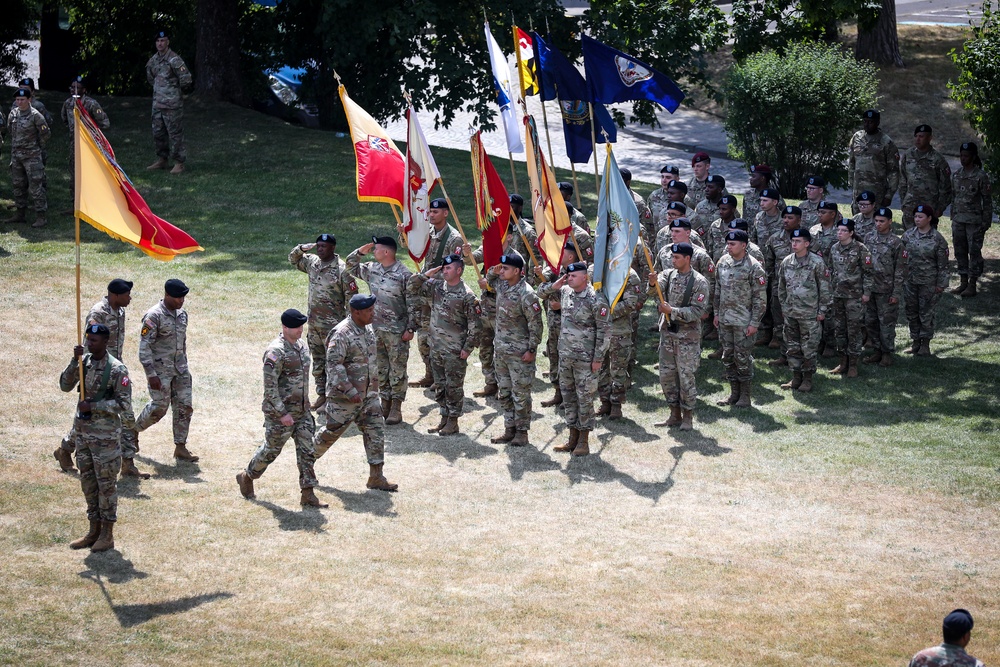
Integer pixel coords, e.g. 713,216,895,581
251,498,328,532
80,550,148,584
81,568,233,628
505,442,562,481
116,476,152,500
134,454,206,484
317,486,398,518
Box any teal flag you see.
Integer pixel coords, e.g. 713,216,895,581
593,144,640,311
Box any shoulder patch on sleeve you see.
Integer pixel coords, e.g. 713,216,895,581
121,375,130,386
758,276,767,285
864,256,872,265
901,250,908,258
707,264,714,273
349,281,358,291
599,306,608,317
531,302,541,312
140,320,153,337
696,293,705,302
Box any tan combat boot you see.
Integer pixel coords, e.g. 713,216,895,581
597,399,612,416
366,463,398,491
427,413,448,433
300,487,329,507
780,371,802,390
679,409,694,431
385,399,403,425
707,346,723,359
91,521,115,552
174,444,200,462
796,371,813,393
830,355,849,374
146,157,168,170
767,355,788,367
609,403,623,420
120,457,150,479
734,381,752,408
917,339,932,356
170,162,185,174
540,387,563,407
656,405,683,427
846,356,859,378
408,369,433,388
236,471,255,499
879,352,893,367
491,425,516,444
2,207,27,223
961,277,977,298
473,383,498,397
716,381,740,406
70,520,101,549
554,428,579,452
438,416,460,436
863,350,882,364
31,211,47,228
380,397,389,416
572,430,590,456
53,447,76,473
509,430,529,447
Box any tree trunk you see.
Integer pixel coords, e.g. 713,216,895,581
857,0,904,67
194,0,247,105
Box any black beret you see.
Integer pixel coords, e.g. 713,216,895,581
858,191,876,202
914,204,934,216
706,174,726,186
760,188,781,200
441,253,463,266
836,218,855,231
726,230,749,243
566,261,588,273
914,124,932,134
807,176,826,187
429,198,447,210
943,609,974,639
728,218,749,231
875,207,892,219
281,308,308,327
349,294,377,310
863,109,880,120
164,278,189,297
500,252,525,269
563,236,576,250
784,206,802,216
107,279,133,294
87,323,110,337
19,77,34,88
155,30,170,39
719,195,737,206
667,201,687,213
316,233,336,244
790,228,811,240
670,217,692,229
558,182,573,193
818,200,838,212
961,141,978,153
671,242,694,257
373,235,397,250
509,193,524,205
667,180,688,193
692,151,710,165
14,88,30,98
660,164,680,175
618,167,632,180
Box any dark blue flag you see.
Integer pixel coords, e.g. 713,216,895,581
581,34,685,113
534,33,618,164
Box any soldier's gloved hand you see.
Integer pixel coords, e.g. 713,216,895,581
148,376,162,391
280,414,295,427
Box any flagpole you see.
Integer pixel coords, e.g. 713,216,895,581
570,165,583,210
512,217,541,269
588,102,600,195
507,153,519,193
72,105,85,403
439,183,484,284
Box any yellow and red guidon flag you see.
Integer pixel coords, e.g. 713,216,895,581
74,101,202,261
470,131,510,272
523,114,570,271
514,26,539,98
339,84,404,206
403,105,440,263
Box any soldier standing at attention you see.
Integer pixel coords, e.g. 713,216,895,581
559,181,591,234
827,218,873,378
948,141,992,298
409,254,482,436
620,167,653,237
60,323,132,553
690,174,730,237
537,262,611,456
809,201,841,358
61,76,110,211
2,88,50,228
743,164,777,225
714,230,767,408
751,188,784,247
146,29,192,174
862,208,906,368
10,77,54,126
597,268,644,420
649,244,710,430
776,229,831,393
135,279,199,462
799,176,826,230
848,109,900,212
237,309,327,507
648,164,681,235
313,294,397,492
289,233,358,410
345,236,416,426
902,205,950,356
908,609,983,667
686,152,713,210
486,252,543,448
763,206,802,363
853,191,878,240
899,125,953,230
704,196,738,263
534,241,575,409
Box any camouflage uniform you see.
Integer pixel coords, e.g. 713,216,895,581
564,222,595,263
599,270,645,406
60,353,132,523
630,188,653,241
950,166,993,279
861,228,906,354
685,177,707,211
690,197,725,238
751,210,782,247
653,268,710,409
537,265,564,391
764,229,796,350
5,105,50,213
245,334,318,490
61,95,109,197
416,223,462,372
654,224,705,259
410,274,482,418
314,317,385,464
899,147,954,229
146,47,192,164
647,187,672,233
908,643,984,667
704,218,732,263
346,250,416,403
569,204,590,234
798,200,821,230
289,245,358,400
901,227,950,341
743,188,763,228
536,281,611,433
809,222,840,348
776,253,831,373
487,271,543,433
136,300,193,446
715,254,767,381
655,244,715,325
853,211,877,241
848,128,900,207
828,239,874,357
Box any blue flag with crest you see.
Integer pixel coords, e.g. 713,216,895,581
581,34,684,112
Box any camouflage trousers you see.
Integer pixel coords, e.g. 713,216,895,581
952,221,987,278
307,322,335,398
904,282,943,340
865,293,899,353
314,394,385,465
599,335,633,404
478,315,496,386
416,304,432,371
76,434,121,523
246,413,318,489
559,357,598,432
720,324,756,382
759,280,775,338
495,352,535,431
659,336,701,410
545,309,561,385
136,371,193,445
430,347,469,417
627,312,641,385
768,287,786,353
784,316,822,372
152,107,186,163
62,415,138,459
833,296,866,356
375,328,409,402
10,152,46,212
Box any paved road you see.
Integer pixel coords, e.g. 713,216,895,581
896,0,982,25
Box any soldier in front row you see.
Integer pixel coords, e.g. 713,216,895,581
826,219,873,378
776,228,831,393
862,208,906,368
146,29,192,174
598,267,645,420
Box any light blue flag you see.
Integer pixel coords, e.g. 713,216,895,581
593,143,640,311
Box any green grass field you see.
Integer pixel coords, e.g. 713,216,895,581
0,92,998,666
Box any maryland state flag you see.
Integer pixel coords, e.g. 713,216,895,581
470,131,510,272
523,114,571,271
514,26,539,98
403,106,441,263
339,84,405,206
74,102,202,261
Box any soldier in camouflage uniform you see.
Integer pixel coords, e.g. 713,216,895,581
620,167,654,241
861,208,906,367
853,191,878,240
776,228,831,393
559,182,591,234
146,30,192,174
61,76,110,207
908,609,984,667
647,164,681,237
763,207,802,363
10,77,54,125
685,152,713,210
345,236,416,426
649,244,710,430
827,218,874,377
2,88,50,228
136,279,199,462
690,174,731,237
714,230,767,408
534,242,575,408
60,323,132,553
487,252,543,447
743,164,777,225
848,110,900,212
809,201,841,358
598,268,644,420
313,294,397,492
751,188,784,246
537,262,611,456
237,309,328,508
654,179,690,230
409,255,482,436
705,196,739,263
653,201,692,255
899,125,954,230
948,141,993,297
902,205,950,356
289,233,358,410
799,176,826,230
725,219,765,264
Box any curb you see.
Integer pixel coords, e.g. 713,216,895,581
617,124,737,163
